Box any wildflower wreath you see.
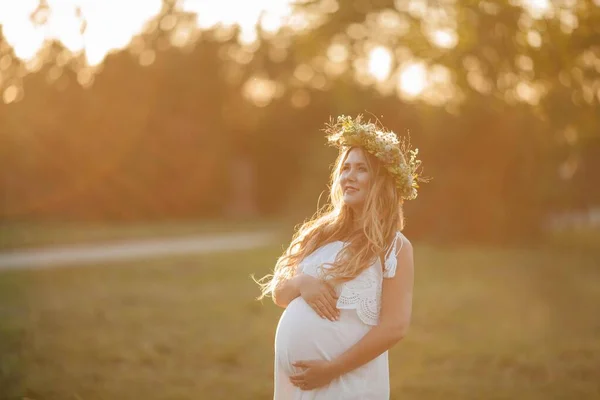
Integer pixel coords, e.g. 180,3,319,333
324,114,430,200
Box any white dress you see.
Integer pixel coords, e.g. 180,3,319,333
274,232,404,400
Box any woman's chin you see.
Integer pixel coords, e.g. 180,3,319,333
342,194,363,207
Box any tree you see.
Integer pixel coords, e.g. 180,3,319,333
1,0,598,243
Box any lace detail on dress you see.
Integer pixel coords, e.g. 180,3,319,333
296,233,402,326
336,266,382,326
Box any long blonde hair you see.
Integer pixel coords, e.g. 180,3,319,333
256,147,404,299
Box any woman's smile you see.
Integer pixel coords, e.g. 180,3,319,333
340,148,371,208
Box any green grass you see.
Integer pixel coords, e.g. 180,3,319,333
544,226,600,252
0,218,287,251
0,244,599,399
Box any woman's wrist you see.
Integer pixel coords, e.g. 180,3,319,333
326,358,345,379
294,273,309,294
274,274,307,306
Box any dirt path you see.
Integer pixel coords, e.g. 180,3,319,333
0,231,279,270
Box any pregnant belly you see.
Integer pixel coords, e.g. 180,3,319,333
275,297,370,376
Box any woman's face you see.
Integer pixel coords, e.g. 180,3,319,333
340,147,371,209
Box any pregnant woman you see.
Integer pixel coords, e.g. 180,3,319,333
256,115,429,399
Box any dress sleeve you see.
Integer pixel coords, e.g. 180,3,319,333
383,232,403,278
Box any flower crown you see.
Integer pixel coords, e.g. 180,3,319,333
324,114,429,200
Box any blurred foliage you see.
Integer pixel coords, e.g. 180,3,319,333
0,0,599,244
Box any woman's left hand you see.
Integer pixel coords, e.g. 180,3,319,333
289,360,339,390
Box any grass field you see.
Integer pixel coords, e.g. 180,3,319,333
0,218,285,251
0,242,599,399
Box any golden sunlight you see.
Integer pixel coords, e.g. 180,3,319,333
0,0,563,106
0,0,295,67
397,61,427,98
430,29,458,49
242,76,278,107
367,46,393,82
181,0,294,41
521,0,553,19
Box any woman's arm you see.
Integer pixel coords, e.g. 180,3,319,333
330,237,414,375
290,237,414,388
273,273,340,320
272,273,307,308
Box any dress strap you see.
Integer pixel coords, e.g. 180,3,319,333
383,231,403,278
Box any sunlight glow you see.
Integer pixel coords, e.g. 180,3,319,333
0,0,162,66
527,30,542,48
0,0,296,69
368,46,393,82
242,76,278,107
181,0,294,44
327,43,349,64
2,85,19,104
398,62,427,98
521,0,552,19
0,0,43,60
0,2,465,107
430,29,458,49
515,80,543,105
423,64,454,106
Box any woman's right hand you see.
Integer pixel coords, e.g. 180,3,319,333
298,274,340,321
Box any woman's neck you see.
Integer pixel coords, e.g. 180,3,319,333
351,208,364,230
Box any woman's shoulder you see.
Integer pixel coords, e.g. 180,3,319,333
394,231,412,254
380,231,413,278
385,230,410,253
